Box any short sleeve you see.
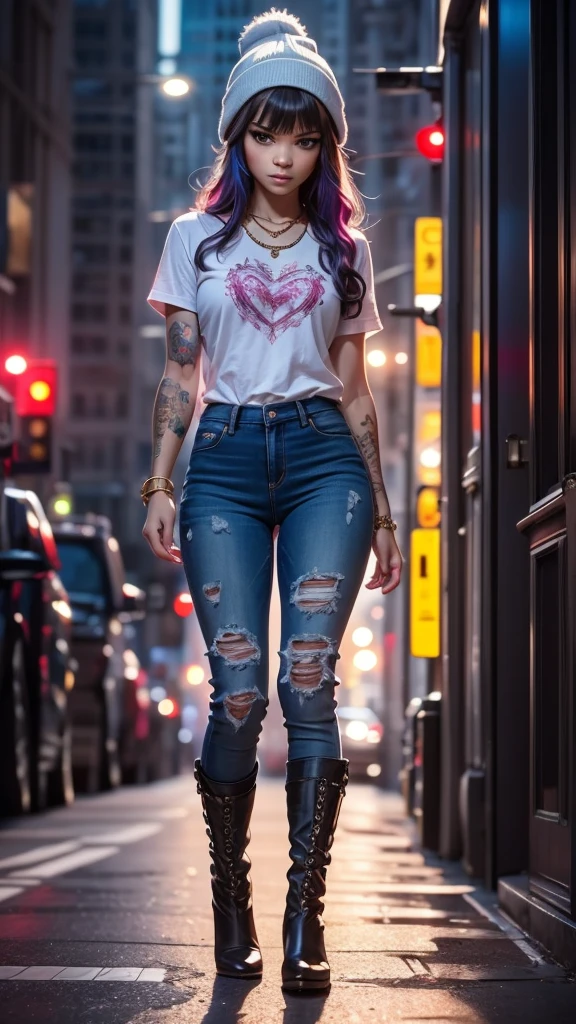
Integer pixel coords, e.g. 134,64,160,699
333,233,383,339
147,221,198,317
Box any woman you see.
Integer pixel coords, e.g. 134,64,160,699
143,8,402,992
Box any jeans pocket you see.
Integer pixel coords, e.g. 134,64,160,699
307,410,352,437
191,422,229,453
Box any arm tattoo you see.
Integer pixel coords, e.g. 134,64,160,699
357,412,385,497
168,320,201,367
153,376,191,458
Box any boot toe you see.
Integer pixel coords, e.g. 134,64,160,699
281,956,330,991
216,946,263,979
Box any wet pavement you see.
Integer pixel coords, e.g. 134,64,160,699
0,774,573,1022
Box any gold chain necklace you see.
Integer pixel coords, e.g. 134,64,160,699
242,220,308,258
249,209,303,238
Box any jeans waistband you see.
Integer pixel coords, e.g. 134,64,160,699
200,396,341,434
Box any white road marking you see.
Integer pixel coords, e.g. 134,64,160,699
0,842,80,871
0,888,24,905
96,967,143,981
9,846,118,880
89,823,163,845
0,965,167,982
55,967,102,980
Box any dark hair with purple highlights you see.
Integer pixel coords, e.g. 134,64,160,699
193,86,368,320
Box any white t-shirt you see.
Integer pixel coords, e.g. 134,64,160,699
147,211,383,406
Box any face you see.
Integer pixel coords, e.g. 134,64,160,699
243,113,322,196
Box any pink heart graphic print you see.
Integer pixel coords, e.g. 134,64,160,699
225,258,326,344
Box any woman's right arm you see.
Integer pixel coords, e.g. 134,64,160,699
142,304,201,563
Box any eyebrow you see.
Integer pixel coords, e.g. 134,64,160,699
250,121,321,137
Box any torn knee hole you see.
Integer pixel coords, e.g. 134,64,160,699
290,638,329,688
216,631,258,662
210,624,261,669
280,634,337,695
224,691,257,720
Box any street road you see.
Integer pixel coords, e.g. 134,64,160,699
0,775,573,1023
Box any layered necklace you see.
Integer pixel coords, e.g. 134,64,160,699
242,206,307,258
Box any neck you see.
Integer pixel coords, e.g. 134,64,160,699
248,184,302,222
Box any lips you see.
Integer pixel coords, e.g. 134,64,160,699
270,175,291,181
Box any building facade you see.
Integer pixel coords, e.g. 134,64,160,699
0,0,72,490
439,0,576,968
68,0,157,571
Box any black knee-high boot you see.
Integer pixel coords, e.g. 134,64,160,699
281,756,349,991
194,759,263,979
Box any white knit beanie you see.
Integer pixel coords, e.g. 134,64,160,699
218,8,348,145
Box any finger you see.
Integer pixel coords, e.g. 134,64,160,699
143,526,179,563
381,565,402,594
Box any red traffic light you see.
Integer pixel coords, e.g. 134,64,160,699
415,121,445,162
15,360,57,417
173,591,194,617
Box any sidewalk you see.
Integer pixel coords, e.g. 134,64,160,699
191,780,575,1024
0,777,574,1023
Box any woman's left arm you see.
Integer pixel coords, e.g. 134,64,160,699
331,332,403,595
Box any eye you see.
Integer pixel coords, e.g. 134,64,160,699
297,138,320,149
250,130,272,144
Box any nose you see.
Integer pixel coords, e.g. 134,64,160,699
273,148,293,169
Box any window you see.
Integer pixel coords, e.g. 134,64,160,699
71,302,107,322
73,271,109,294
73,244,110,266
93,394,107,417
74,159,113,180
71,393,86,417
119,244,132,264
115,393,128,418
73,78,111,99
74,133,113,153
117,340,130,358
91,443,106,470
118,305,131,324
73,215,111,234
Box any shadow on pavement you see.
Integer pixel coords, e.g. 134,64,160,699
199,975,261,1024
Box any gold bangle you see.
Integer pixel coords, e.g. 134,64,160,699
141,475,174,493
374,513,397,532
141,486,174,507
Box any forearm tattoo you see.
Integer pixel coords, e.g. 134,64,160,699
168,320,201,367
153,376,191,457
357,412,385,499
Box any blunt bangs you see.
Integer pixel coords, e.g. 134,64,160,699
247,86,324,137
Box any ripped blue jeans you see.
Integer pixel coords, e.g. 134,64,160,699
178,396,375,782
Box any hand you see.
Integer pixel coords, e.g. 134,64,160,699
365,527,403,595
142,491,183,564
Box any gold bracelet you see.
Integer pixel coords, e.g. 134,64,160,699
141,475,174,493
374,513,397,532
141,486,174,507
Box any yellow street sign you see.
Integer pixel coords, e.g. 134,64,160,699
410,528,440,657
414,217,442,296
416,320,442,387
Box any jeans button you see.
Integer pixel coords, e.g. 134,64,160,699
268,410,277,419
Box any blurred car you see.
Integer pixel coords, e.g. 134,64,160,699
336,705,384,781
0,486,75,816
51,514,147,792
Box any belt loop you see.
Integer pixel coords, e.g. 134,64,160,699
295,399,308,427
228,404,240,435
